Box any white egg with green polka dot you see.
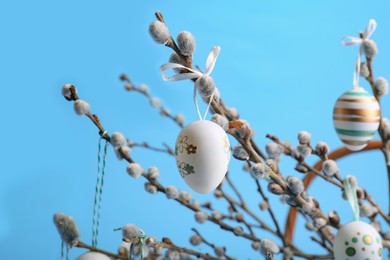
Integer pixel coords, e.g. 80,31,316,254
334,221,382,260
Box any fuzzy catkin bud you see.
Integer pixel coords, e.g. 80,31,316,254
298,131,311,144
165,249,180,260
295,163,308,173
259,201,269,211
61,84,75,99
232,144,249,161
53,213,80,246
322,160,338,177
165,185,179,199
147,166,160,179
177,31,196,56
122,224,141,240
118,241,130,256
305,222,316,231
189,234,202,246
115,146,131,160
175,114,185,125
313,217,327,229
362,39,377,58
195,75,216,101
127,163,143,178
160,107,170,117
169,52,184,73
250,163,270,179
214,247,225,257
150,97,161,108
111,132,127,148
375,77,389,96
286,176,304,195
360,203,378,217
360,62,370,78
137,84,149,94
315,141,329,156
211,114,229,132
259,239,280,255
226,107,239,119
179,191,192,202
267,182,284,195
232,120,252,139
348,175,358,189
251,241,261,251
149,21,170,45
297,144,312,158
265,143,283,158
144,182,157,194
211,210,223,220
74,99,90,116
233,226,244,236
194,211,208,224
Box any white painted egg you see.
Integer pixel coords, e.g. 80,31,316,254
175,120,231,194
333,221,383,260
333,87,380,151
77,251,115,260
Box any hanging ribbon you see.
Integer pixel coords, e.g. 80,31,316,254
92,131,109,247
160,46,221,120
129,230,146,260
341,19,377,89
343,175,360,221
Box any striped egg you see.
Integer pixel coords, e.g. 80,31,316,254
333,87,380,151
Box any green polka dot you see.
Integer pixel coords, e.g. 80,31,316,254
345,241,349,246
352,237,358,243
346,247,356,256
364,258,370,260
376,237,380,243
379,247,382,256
363,235,373,245
371,250,374,255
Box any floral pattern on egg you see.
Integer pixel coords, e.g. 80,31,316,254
175,120,231,194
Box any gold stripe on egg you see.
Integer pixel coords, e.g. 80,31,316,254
333,108,380,117
341,140,368,146
333,116,380,123
337,98,377,103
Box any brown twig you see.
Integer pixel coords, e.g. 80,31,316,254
76,241,127,259
128,141,175,156
285,140,390,243
191,228,234,260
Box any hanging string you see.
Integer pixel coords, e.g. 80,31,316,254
61,241,64,260
129,230,147,260
92,131,109,247
341,19,377,89
160,46,221,120
60,242,69,260
343,176,360,221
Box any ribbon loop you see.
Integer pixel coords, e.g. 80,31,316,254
364,19,377,39
341,19,377,89
160,46,221,120
343,175,360,221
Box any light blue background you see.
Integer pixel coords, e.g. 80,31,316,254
0,1,389,259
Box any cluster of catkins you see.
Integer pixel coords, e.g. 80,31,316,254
149,19,221,105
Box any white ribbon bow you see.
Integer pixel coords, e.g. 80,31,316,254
341,19,377,89
160,46,221,120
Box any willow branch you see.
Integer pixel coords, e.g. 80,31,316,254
127,141,175,156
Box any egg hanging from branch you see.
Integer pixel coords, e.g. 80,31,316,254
175,120,231,194
333,221,383,260
333,87,380,151
77,251,115,260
